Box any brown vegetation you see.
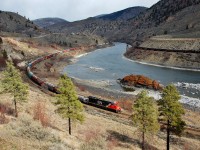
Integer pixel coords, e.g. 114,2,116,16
120,74,162,90
0,57,6,69
118,99,133,113
33,101,51,127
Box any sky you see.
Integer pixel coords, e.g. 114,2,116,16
0,0,159,21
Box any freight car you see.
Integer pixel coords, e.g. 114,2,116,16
46,82,59,93
78,96,121,113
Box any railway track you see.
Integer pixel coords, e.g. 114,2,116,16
135,46,200,53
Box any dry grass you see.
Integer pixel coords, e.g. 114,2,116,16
0,137,17,150
0,84,200,150
6,113,60,142
33,101,51,127
118,99,133,113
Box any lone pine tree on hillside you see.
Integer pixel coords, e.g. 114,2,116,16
0,37,3,44
1,61,29,117
55,75,84,135
158,84,185,150
132,90,159,150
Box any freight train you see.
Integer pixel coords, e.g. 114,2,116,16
26,48,122,113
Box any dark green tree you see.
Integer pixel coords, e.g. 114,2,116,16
55,75,84,135
164,30,168,35
132,90,159,150
186,24,189,30
2,50,7,59
0,37,3,44
95,39,98,45
69,43,72,47
158,84,185,150
1,61,29,117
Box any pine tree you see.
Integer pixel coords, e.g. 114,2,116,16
2,49,7,59
158,84,185,150
132,90,159,150
55,75,84,135
1,61,29,117
0,37,3,44
95,39,98,45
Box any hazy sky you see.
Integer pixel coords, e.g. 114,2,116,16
0,0,159,21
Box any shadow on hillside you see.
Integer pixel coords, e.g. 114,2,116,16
183,131,200,140
107,130,158,150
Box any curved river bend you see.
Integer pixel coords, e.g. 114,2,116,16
63,43,200,107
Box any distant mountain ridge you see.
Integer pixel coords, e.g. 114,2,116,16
45,6,147,37
33,18,68,28
45,0,200,45
97,6,147,21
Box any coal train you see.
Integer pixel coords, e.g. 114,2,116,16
26,48,122,113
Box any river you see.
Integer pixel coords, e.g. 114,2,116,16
63,43,200,108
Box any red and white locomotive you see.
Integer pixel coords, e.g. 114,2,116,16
78,96,121,113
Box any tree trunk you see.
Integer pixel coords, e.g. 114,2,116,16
14,99,18,117
69,117,71,135
142,111,145,150
167,120,170,150
142,131,145,150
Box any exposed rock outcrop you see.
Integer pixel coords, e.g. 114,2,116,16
118,74,163,91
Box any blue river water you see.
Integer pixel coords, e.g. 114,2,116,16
63,43,200,101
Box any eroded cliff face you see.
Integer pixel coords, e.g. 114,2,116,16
125,37,200,69
125,48,200,69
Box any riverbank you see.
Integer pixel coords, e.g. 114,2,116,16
123,55,200,72
32,43,113,85
124,47,200,70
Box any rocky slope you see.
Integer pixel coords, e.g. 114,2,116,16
33,18,69,28
125,36,200,69
0,11,42,36
139,37,200,50
125,47,200,69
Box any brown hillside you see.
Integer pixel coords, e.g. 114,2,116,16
0,11,43,36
